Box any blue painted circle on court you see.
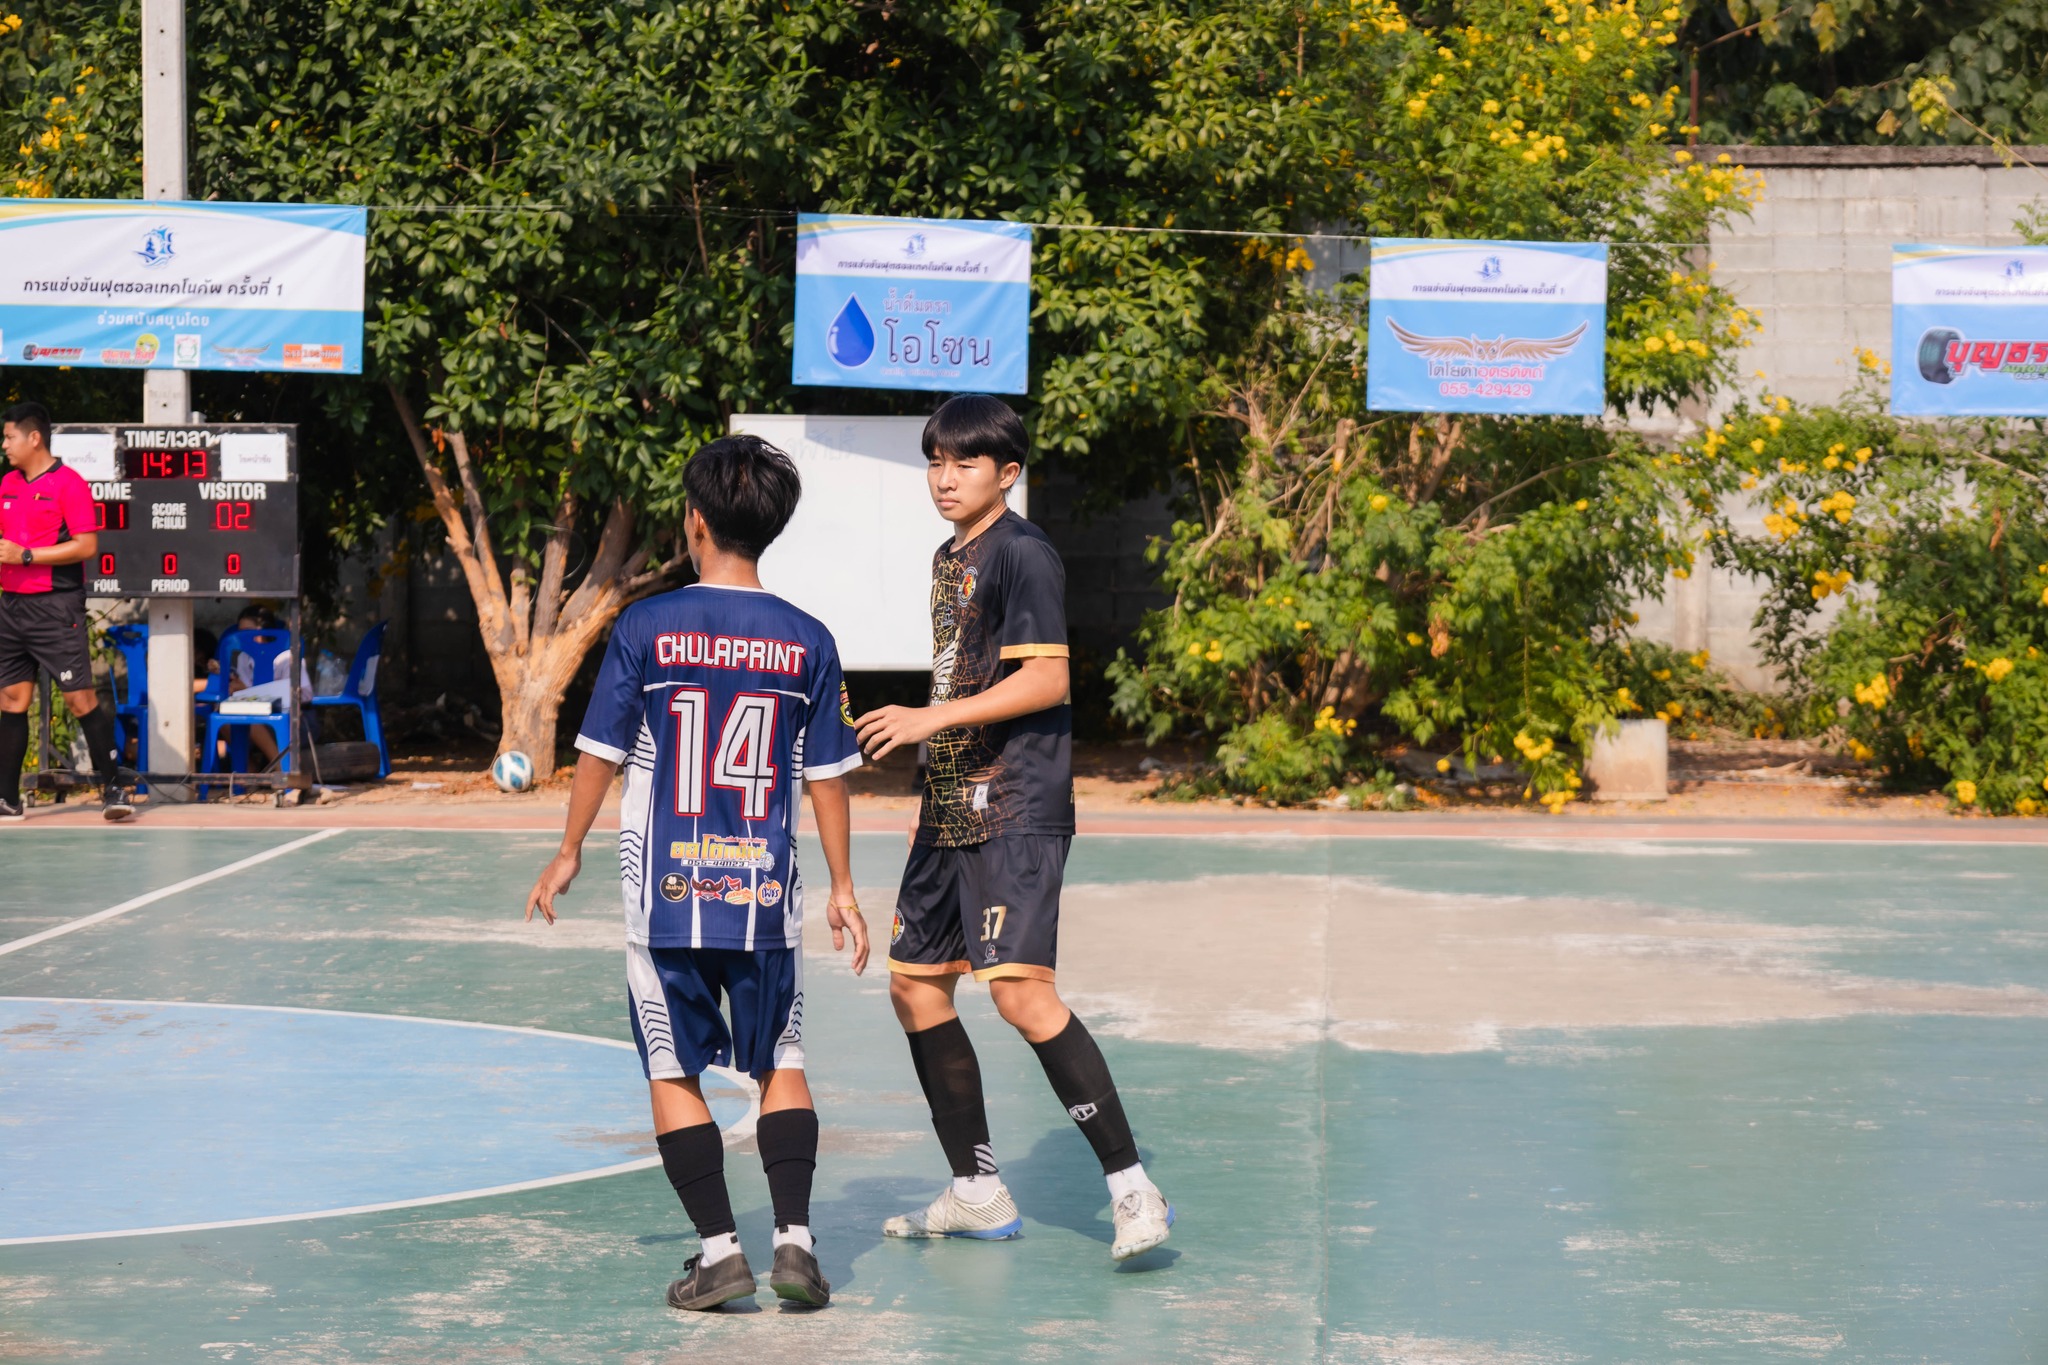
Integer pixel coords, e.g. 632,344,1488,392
0,998,754,1242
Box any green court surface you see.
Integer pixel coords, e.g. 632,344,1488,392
5,827,2048,1362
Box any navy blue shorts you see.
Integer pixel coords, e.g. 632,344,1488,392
625,943,803,1081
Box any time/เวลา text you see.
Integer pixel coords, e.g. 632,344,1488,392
1437,380,1535,399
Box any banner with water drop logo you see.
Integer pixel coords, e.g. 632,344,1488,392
1367,238,1608,416
1892,245,2048,416
793,213,1031,394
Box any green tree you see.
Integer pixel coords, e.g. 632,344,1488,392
1680,0,2048,147
1108,0,1760,807
8,0,1361,763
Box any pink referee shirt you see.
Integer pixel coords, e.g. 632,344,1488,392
0,462,96,594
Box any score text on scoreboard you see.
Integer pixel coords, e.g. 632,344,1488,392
49,424,298,599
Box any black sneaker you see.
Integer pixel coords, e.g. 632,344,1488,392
0,796,22,823
664,1250,756,1311
767,1235,830,1307
101,787,136,822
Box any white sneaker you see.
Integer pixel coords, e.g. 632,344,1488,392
882,1183,1023,1240
1110,1188,1174,1260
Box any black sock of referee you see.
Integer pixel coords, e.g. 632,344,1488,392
78,706,121,788
0,711,26,806
756,1107,819,1251
655,1122,740,1264
1030,1013,1140,1177
905,1016,998,1182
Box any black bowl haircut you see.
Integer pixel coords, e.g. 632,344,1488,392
683,434,803,562
1,401,53,448
922,394,1027,469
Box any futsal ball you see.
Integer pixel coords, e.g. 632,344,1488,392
490,750,535,793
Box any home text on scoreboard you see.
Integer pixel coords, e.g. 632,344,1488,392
48,424,298,598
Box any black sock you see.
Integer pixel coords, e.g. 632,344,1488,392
0,711,27,805
655,1122,735,1239
78,706,121,786
1029,1014,1139,1175
756,1107,819,1231
906,1016,996,1178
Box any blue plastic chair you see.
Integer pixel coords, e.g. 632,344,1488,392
309,621,389,778
102,623,149,771
201,627,295,786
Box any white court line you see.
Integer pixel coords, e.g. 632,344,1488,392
0,996,761,1245
0,828,345,958
0,1156,663,1246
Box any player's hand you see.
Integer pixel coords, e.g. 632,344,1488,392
855,703,942,761
525,849,581,926
0,539,22,566
827,898,870,975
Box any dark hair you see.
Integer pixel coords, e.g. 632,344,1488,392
922,394,1027,469
683,434,803,561
2,401,52,448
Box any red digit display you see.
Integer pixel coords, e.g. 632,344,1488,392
212,501,253,531
225,552,242,576
93,499,129,531
161,552,178,576
125,447,213,479
99,553,116,575
186,449,208,478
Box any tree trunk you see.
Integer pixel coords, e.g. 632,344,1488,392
389,383,687,772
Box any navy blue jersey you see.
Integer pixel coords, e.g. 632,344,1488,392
576,584,861,950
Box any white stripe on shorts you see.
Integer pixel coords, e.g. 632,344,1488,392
772,947,806,1072
625,942,683,1079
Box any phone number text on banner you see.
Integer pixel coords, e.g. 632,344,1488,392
1367,238,1607,416
0,199,365,374
1892,245,2048,417
793,213,1030,394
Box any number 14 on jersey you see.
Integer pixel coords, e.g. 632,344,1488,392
669,689,780,820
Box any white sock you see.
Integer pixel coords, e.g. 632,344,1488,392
697,1231,742,1266
773,1223,814,1252
951,1173,1003,1204
1105,1163,1158,1202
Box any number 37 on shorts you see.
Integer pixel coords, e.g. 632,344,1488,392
887,834,1070,983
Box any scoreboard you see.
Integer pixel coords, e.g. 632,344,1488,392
48,424,297,598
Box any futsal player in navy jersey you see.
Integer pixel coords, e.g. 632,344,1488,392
525,435,867,1310
854,395,1174,1262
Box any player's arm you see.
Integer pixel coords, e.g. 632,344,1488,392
524,751,618,925
805,775,869,974
854,656,1067,760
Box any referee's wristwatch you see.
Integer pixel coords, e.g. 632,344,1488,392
19,547,31,565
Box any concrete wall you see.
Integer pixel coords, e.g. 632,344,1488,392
1635,146,2047,689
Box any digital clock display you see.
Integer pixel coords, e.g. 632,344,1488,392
51,424,298,599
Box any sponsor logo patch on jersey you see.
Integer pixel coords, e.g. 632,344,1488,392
961,566,978,601
658,873,690,901
839,681,854,727
759,879,784,907
725,885,755,905
891,913,904,945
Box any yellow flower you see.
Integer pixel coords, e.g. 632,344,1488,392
1651,668,1671,681
1985,657,2015,682
1847,738,1873,761
1853,446,1872,463
1573,499,1589,510
1750,438,1766,454
1644,336,1665,353
1954,780,1978,806
1436,757,1452,773
1295,619,1312,631
1204,649,1223,663
1406,632,1425,647
2019,797,2040,816
1481,99,1500,114
1690,650,1710,668
1187,642,1203,656
1369,494,1390,512
1853,674,1890,709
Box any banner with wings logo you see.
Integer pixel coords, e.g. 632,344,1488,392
1367,238,1608,415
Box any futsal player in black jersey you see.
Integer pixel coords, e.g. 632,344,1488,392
854,395,1173,1261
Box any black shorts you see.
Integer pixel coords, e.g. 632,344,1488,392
0,591,93,691
888,834,1070,983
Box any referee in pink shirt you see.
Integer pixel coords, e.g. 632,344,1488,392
0,402,132,821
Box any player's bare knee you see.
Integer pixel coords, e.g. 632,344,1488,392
989,978,1068,1039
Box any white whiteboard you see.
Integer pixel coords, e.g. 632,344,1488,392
730,414,1027,671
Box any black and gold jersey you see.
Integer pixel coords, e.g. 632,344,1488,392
918,509,1075,848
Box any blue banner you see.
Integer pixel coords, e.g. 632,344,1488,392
792,213,1030,394
0,200,365,374
1892,245,2048,416
1367,239,1608,415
